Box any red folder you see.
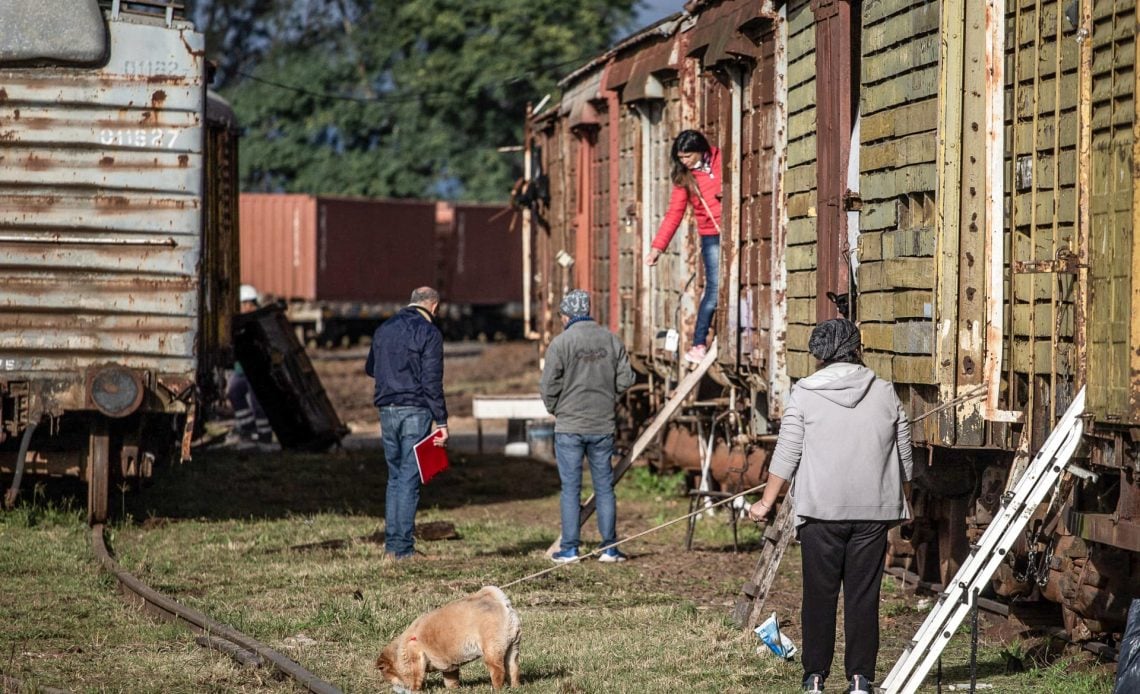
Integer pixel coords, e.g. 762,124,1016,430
413,429,450,484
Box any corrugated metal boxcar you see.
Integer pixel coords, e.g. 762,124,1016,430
0,0,236,522
527,0,1140,638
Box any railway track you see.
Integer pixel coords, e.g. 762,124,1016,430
89,524,343,694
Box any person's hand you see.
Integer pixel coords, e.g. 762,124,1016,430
644,248,661,266
747,500,773,523
434,427,449,447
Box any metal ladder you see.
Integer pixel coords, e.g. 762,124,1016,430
880,386,1086,694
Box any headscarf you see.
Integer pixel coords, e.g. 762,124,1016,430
808,318,862,363
559,289,590,318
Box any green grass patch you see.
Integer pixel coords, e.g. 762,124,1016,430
0,447,1117,693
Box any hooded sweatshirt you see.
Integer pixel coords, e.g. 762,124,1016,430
767,362,913,530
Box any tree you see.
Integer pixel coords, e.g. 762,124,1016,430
188,0,641,201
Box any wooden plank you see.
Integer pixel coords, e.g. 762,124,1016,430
863,33,941,84
858,230,884,262
787,297,816,325
785,165,817,194
883,225,937,258
858,260,888,291
787,191,815,218
894,354,938,384
861,133,938,172
864,351,895,380
893,320,935,355
737,500,797,631
860,164,938,202
934,0,966,445
861,66,940,115
788,136,818,168
787,350,814,379
786,244,817,271
862,99,940,142
787,271,816,298
860,201,900,231
863,2,941,53
886,257,936,288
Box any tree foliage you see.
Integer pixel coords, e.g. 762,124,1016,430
187,0,640,201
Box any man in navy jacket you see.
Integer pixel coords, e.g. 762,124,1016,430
365,286,448,560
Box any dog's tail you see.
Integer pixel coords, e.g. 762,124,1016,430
484,585,521,639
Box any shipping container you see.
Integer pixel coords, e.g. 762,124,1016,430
240,193,523,344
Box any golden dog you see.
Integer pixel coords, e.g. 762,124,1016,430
376,586,521,691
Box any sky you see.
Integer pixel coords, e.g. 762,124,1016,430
635,0,684,27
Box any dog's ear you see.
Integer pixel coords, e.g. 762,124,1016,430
399,640,428,691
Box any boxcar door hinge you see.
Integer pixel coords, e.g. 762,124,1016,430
1012,250,1081,274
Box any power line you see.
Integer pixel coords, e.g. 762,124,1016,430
233,54,587,106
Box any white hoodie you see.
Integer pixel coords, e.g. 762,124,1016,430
768,362,914,530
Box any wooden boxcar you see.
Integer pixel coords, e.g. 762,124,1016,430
527,0,1139,638
0,0,238,523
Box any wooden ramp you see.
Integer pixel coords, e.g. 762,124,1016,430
732,496,795,630
547,340,720,555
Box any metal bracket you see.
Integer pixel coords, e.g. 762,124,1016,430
1012,249,1081,274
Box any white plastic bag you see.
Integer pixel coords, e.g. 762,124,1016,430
754,612,797,660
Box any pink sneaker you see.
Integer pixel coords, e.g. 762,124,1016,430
684,344,708,364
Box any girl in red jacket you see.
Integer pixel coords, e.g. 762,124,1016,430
644,130,723,364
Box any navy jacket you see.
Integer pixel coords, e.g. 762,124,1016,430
365,306,448,426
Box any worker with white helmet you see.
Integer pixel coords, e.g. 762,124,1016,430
225,285,274,449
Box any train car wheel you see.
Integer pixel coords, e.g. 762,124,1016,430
87,419,110,525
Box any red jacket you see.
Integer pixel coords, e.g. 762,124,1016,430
651,146,722,251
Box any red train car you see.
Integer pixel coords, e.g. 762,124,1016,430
240,194,522,344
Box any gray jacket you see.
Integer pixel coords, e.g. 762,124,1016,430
768,362,913,529
540,319,635,434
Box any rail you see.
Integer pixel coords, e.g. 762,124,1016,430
90,525,342,694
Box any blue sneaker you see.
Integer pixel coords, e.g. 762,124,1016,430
550,548,578,564
598,547,628,563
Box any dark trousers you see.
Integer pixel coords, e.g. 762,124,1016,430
799,520,889,684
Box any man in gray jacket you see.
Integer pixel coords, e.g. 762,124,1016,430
748,318,913,694
540,289,635,564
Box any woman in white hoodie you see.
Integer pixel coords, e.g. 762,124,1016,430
749,318,913,694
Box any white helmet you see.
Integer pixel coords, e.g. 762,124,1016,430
239,284,259,304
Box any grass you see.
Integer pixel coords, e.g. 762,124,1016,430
0,448,1118,693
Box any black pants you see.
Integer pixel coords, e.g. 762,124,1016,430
799,520,889,684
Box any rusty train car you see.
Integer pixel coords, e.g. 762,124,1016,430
0,1,239,523
526,0,1139,639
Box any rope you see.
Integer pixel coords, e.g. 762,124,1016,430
501,483,766,589
909,385,988,424
499,386,987,590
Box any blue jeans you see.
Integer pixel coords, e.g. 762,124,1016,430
379,405,432,557
694,235,720,347
555,432,618,553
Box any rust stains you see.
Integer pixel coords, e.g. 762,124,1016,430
12,109,18,119
0,88,6,102
94,194,131,209
0,130,15,142
177,154,189,168
99,156,116,168
24,154,50,171
151,90,167,107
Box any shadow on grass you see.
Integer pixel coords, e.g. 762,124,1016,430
933,655,1016,683
104,446,563,523
479,538,556,558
